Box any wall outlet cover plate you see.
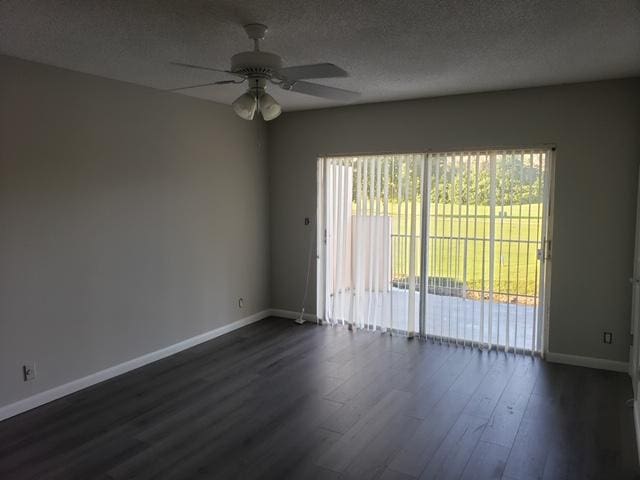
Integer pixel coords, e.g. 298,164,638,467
23,364,36,381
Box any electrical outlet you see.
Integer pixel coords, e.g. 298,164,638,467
238,298,244,308
23,364,36,382
603,332,613,344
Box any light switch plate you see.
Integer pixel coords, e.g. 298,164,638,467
23,364,36,381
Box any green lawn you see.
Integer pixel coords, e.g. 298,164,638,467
358,201,544,300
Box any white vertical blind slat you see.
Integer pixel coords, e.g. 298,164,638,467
488,152,497,349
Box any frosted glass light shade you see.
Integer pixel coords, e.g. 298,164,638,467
258,93,281,121
232,92,257,120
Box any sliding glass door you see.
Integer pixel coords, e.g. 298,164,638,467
318,148,553,353
420,150,552,353
319,155,423,335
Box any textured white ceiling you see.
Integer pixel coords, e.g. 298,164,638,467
1,0,639,111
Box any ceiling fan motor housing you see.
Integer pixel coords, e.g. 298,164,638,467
231,51,282,78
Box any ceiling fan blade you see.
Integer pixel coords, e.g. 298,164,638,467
276,63,348,80
170,62,244,78
167,80,242,91
285,81,360,102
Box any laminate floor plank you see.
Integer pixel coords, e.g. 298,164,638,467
480,355,541,448
388,348,499,478
0,317,637,480
342,412,421,480
378,468,418,480
418,413,488,480
462,353,520,420
460,440,510,480
316,389,413,473
400,347,470,421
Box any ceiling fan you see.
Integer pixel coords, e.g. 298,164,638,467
169,23,360,121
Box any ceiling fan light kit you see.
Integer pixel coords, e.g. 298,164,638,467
232,91,258,120
170,23,360,121
258,93,282,121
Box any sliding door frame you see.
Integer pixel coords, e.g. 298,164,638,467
317,157,327,324
317,146,556,356
540,149,556,358
419,157,430,336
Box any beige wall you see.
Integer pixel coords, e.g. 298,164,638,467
268,78,640,363
1,53,638,412
0,55,270,408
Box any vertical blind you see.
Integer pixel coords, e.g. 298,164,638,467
421,150,550,353
319,149,552,353
323,155,424,335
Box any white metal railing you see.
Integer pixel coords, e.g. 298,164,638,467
391,232,540,303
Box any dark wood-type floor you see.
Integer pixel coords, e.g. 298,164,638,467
1,317,638,479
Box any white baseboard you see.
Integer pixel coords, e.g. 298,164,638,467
546,351,629,373
14,312,624,423
635,400,640,466
0,310,271,422
269,308,318,323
